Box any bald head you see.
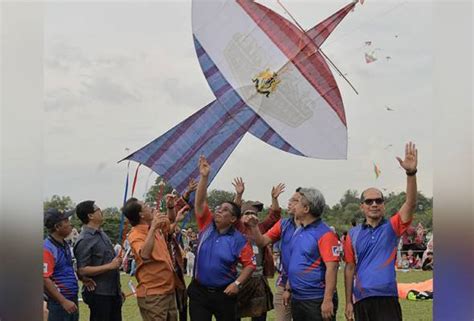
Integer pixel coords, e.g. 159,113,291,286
360,188,384,203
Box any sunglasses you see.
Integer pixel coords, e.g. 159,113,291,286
363,198,384,205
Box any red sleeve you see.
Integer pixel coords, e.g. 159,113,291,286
264,219,282,243
238,241,256,269
258,207,282,233
43,249,55,278
343,234,355,264
197,203,213,231
390,212,413,237
318,231,340,263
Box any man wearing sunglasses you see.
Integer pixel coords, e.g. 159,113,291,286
343,142,418,321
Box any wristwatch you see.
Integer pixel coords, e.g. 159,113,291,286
234,280,242,289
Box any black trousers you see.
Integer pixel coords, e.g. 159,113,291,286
354,296,402,321
291,292,338,321
187,280,237,321
85,293,122,321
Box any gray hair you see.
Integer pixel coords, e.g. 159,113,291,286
296,187,326,217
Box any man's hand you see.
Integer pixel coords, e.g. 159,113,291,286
121,291,126,303
345,302,354,321
176,205,190,223
282,289,291,306
165,194,176,209
271,183,286,200
60,299,78,314
199,155,210,177
242,214,259,228
223,282,239,296
321,299,334,320
184,178,198,199
232,177,245,195
155,214,171,235
396,141,418,173
81,277,96,291
108,252,123,270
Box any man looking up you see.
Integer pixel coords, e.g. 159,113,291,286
73,200,123,321
123,198,177,321
188,155,255,321
246,187,340,321
344,142,418,321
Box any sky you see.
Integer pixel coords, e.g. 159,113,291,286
43,0,433,208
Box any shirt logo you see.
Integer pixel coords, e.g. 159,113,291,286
332,246,341,257
43,263,48,273
251,254,257,266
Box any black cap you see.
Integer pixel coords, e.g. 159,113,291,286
44,208,74,229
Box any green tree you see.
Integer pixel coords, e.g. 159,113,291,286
207,189,236,210
44,195,75,211
144,176,174,208
101,207,122,244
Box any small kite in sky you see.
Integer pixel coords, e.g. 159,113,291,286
374,163,381,179
122,1,359,195
365,41,372,46
386,56,392,61
385,105,395,111
384,144,393,150
365,51,378,63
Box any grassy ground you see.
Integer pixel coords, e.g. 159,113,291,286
78,270,433,321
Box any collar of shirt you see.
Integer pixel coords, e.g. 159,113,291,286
48,235,68,249
82,225,102,235
301,217,322,229
362,217,388,229
211,220,236,235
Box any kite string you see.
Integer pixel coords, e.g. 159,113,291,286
276,0,359,95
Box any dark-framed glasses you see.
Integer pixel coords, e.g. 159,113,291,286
363,198,384,205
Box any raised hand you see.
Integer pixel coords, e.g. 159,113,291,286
176,205,190,223
242,214,259,227
186,178,198,194
165,193,176,209
232,177,245,195
271,183,286,199
199,155,210,177
396,142,418,173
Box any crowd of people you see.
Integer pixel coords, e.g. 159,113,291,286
43,142,429,321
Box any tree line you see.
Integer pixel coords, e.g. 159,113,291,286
44,178,433,243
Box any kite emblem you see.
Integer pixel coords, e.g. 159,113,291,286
252,69,281,97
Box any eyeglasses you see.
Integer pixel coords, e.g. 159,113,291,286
363,198,384,205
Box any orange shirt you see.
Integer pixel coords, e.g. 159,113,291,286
128,224,175,297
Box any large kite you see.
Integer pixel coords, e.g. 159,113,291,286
122,0,358,195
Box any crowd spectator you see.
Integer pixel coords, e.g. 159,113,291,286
407,249,421,269
123,198,177,321
397,253,410,270
43,208,80,321
189,155,256,321
344,142,418,321
74,200,123,321
422,252,434,271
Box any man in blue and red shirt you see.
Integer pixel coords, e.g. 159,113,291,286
344,142,418,321
247,187,340,321
188,155,256,321
43,208,79,321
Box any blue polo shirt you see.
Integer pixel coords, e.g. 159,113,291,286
43,237,78,301
287,219,340,300
195,205,255,288
266,217,299,286
344,212,411,303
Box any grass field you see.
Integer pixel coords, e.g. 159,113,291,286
78,270,433,321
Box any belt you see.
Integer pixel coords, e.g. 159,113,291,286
193,279,229,293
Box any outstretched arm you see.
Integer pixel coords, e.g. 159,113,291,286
232,177,245,207
396,142,418,223
195,155,210,217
